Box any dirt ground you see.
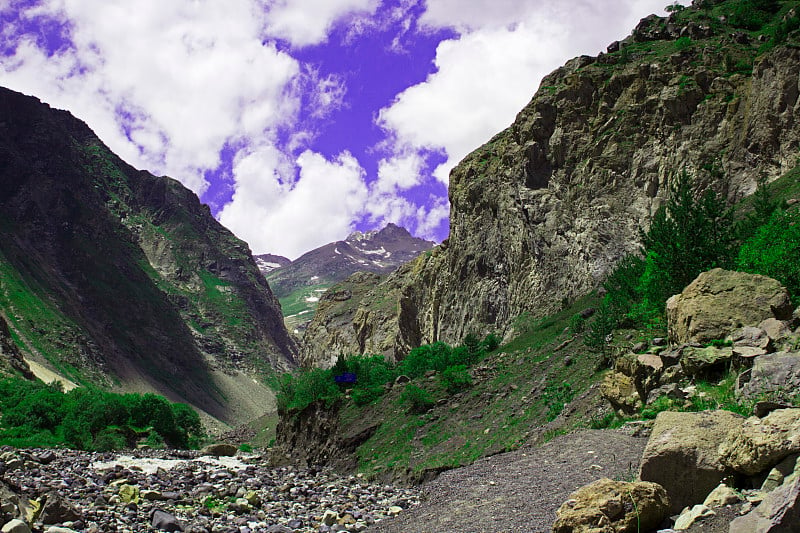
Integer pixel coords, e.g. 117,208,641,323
366,428,649,533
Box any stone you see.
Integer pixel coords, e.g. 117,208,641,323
0,520,31,533
666,269,793,345
552,478,670,533
719,408,800,476
739,352,800,401
387,506,403,516
141,490,166,501
754,401,793,418
703,484,741,508
639,410,744,513
759,318,792,343
44,528,80,533
673,504,715,530
35,450,57,465
151,509,184,532
200,443,238,457
322,510,338,526
600,372,641,415
118,484,140,504
760,454,798,493
680,345,733,377
730,461,800,532
39,492,81,525
731,326,772,350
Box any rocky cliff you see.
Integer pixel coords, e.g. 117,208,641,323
0,87,296,425
304,1,800,365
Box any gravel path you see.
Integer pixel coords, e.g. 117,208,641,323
367,429,648,533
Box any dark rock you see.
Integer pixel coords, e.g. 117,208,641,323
39,492,81,525
151,509,184,532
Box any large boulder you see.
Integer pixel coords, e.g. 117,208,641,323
552,478,670,533
639,410,744,513
719,408,800,476
600,372,641,415
680,345,733,378
666,269,793,345
739,352,800,401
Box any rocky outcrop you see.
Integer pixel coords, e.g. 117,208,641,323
666,269,794,345
0,87,296,424
305,5,800,359
730,452,800,533
552,478,670,533
739,351,800,401
0,315,33,380
639,410,744,513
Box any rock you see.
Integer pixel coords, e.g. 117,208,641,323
551,478,670,533
680,345,733,377
387,506,403,516
731,326,772,350
754,401,793,418
703,484,741,507
666,269,793,345
322,510,338,526
0,520,31,533
39,492,81,525
632,341,648,353
600,372,641,415
35,450,57,465
151,509,184,532
141,489,166,501
739,352,800,401
118,484,140,504
719,408,800,476
760,454,798,493
730,457,800,532
639,410,744,513
652,337,667,347
673,504,715,530
759,318,792,344
200,443,237,457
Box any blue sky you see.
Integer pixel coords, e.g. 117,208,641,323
1,0,667,259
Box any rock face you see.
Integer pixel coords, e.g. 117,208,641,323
639,410,744,513
0,87,297,424
552,478,670,533
666,269,793,345
739,351,800,401
305,5,800,359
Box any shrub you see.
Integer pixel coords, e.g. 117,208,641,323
480,333,501,353
737,208,800,300
275,368,340,413
440,365,473,394
542,382,574,422
568,313,586,335
401,384,435,414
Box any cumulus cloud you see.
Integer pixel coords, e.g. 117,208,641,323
1,0,301,193
380,0,668,184
264,0,380,47
219,149,369,259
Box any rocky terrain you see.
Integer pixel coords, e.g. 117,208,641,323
305,0,800,363
0,446,420,533
261,225,433,335
0,87,296,426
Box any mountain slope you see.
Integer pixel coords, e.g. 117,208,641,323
304,0,800,362
262,224,434,332
0,87,296,425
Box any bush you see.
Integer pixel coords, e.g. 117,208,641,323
401,384,435,414
440,365,472,394
275,368,340,413
568,313,586,335
542,382,574,422
737,208,800,299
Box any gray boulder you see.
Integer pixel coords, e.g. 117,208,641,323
719,408,800,476
730,455,800,532
200,443,237,457
639,410,744,513
739,352,800,401
666,269,793,345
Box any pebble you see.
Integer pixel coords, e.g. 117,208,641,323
0,447,420,533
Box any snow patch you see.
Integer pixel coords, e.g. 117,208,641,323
305,297,320,303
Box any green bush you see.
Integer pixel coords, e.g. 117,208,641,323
401,384,435,414
275,368,340,413
738,208,800,300
542,382,574,422
440,365,473,394
568,313,586,335
728,0,779,30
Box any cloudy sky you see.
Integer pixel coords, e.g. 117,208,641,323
1,0,667,259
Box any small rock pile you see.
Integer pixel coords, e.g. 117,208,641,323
0,447,420,533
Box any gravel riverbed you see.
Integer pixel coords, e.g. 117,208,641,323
0,447,420,533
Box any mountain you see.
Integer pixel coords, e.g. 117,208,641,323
261,224,434,332
0,87,297,426
254,253,291,274
302,2,800,366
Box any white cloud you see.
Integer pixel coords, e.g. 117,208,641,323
219,149,369,259
264,0,380,47
416,197,450,239
1,0,300,194
381,0,668,184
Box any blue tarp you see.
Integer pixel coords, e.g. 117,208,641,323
334,372,357,384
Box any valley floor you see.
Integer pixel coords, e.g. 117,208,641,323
365,428,647,533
